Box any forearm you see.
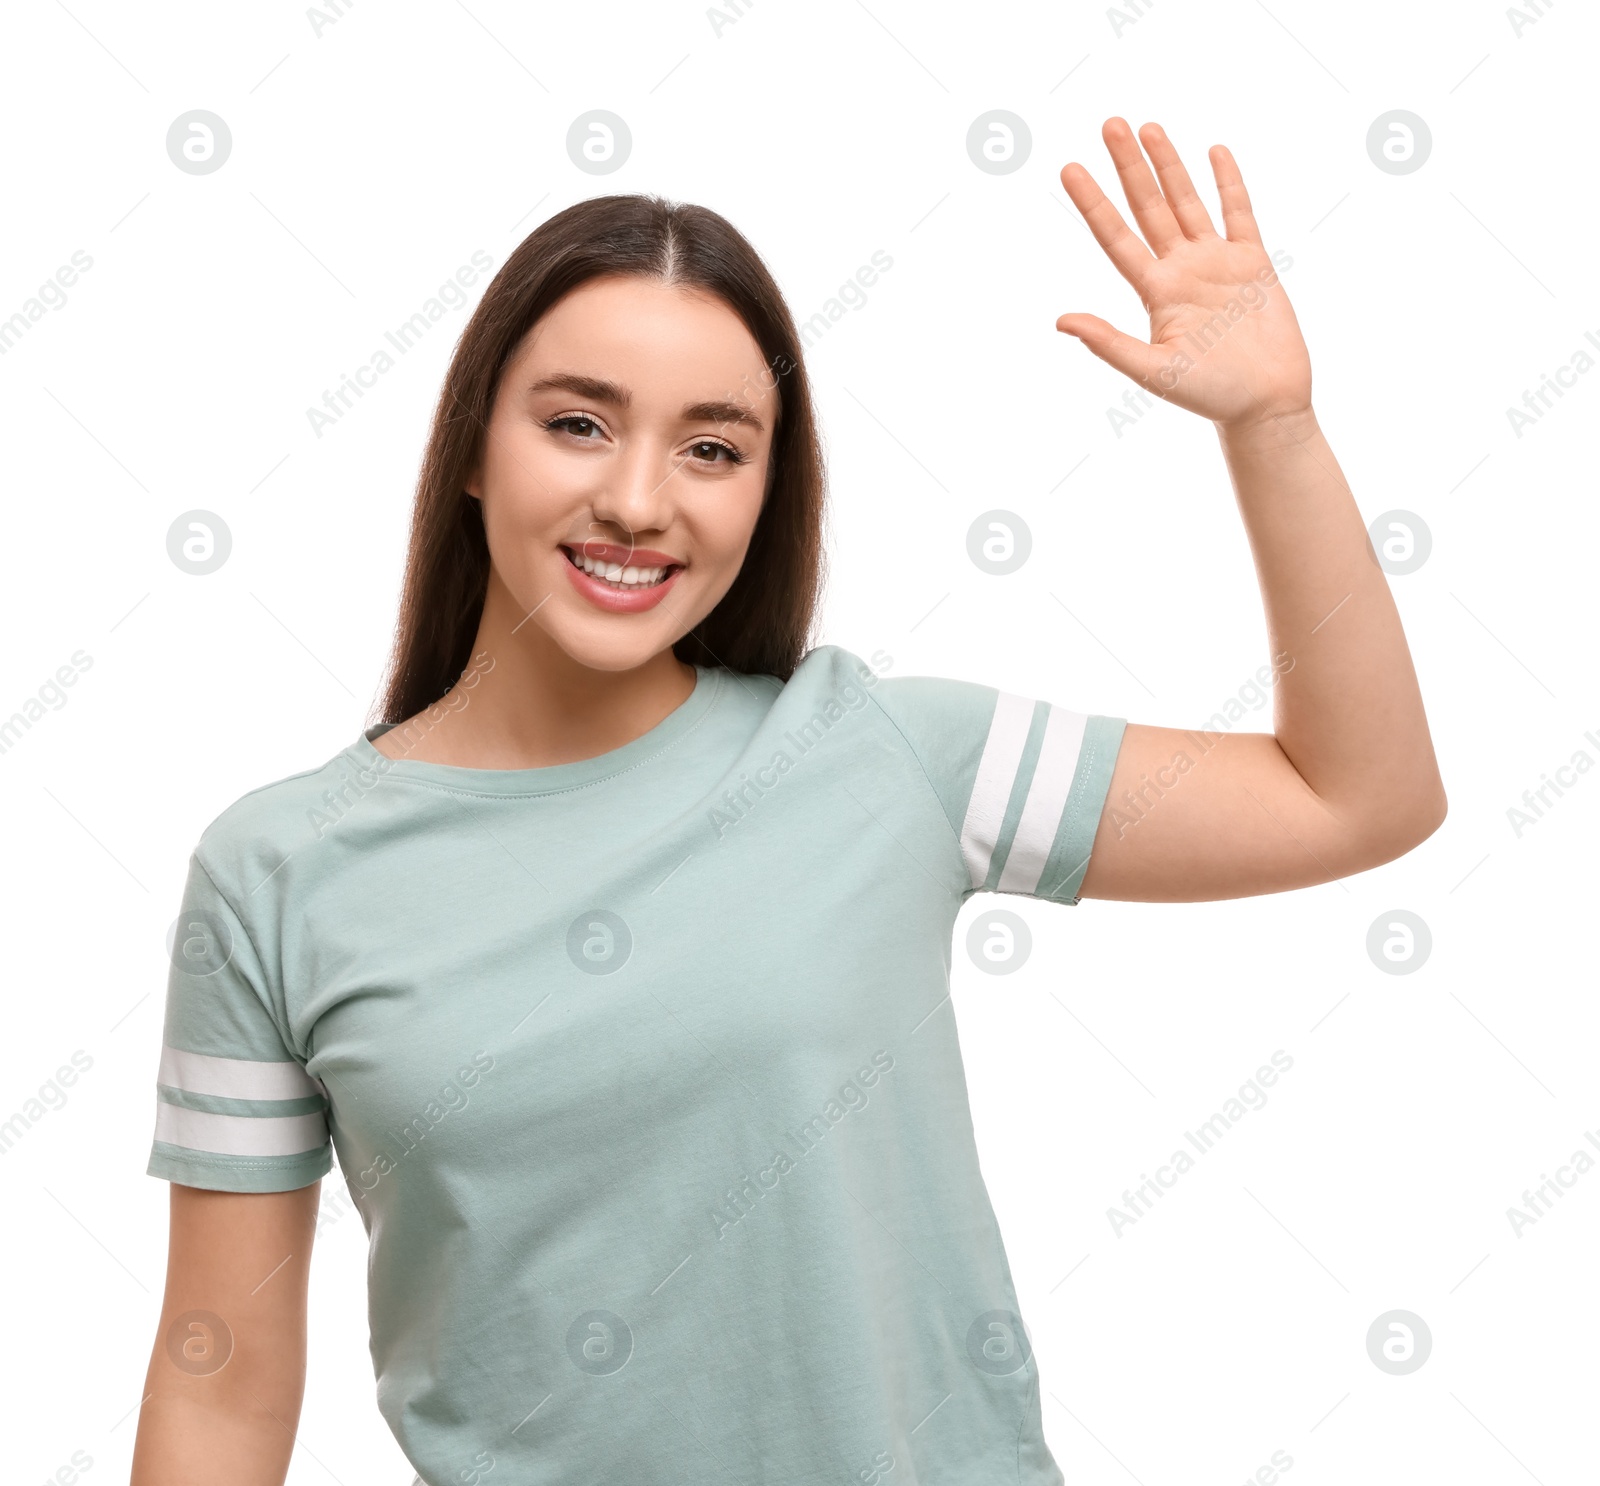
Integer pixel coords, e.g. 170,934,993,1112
1217,406,1446,840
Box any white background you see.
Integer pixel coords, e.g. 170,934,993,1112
2,1,1595,1482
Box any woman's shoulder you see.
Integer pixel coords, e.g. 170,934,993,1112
187,732,369,896
776,643,997,722
778,642,895,696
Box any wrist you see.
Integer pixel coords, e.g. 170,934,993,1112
1216,404,1319,449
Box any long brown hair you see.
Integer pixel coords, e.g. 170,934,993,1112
372,194,828,727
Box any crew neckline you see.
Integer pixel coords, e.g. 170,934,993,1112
350,665,723,796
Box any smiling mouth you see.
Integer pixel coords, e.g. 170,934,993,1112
561,545,684,590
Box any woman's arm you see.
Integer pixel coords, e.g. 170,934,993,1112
131,1181,321,1486
1053,119,1446,902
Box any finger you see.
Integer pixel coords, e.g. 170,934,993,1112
1055,312,1167,390
1138,122,1218,240
1209,143,1263,246
1059,162,1156,296
1101,116,1186,256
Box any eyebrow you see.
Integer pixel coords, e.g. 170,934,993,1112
525,372,766,434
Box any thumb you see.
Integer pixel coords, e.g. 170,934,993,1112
1055,313,1165,389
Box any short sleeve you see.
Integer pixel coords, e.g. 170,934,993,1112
146,852,331,1193
868,674,1126,905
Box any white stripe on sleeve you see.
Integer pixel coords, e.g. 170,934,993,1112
958,691,1036,890
158,1044,320,1102
997,704,1089,893
154,1102,327,1159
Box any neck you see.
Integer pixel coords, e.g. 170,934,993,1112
380,569,696,769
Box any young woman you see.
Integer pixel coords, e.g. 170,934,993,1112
132,118,1445,1485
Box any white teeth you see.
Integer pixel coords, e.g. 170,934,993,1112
570,551,670,587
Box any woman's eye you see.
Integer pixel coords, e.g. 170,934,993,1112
545,417,743,466
689,439,745,466
547,415,602,440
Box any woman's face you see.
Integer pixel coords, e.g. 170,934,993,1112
468,273,780,674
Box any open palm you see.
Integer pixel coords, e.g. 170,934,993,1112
1057,118,1312,430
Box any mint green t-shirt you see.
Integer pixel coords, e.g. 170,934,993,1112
149,644,1126,1486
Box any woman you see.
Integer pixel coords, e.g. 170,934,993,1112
132,118,1445,1485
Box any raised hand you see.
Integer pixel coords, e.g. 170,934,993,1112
1056,118,1312,431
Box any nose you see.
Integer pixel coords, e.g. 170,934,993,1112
588,433,680,539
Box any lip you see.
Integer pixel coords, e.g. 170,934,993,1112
563,541,684,567
560,543,685,614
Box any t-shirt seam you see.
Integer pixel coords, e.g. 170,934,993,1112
863,685,970,891
201,760,335,833
353,668,728,802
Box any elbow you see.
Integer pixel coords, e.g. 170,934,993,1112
1412,773,1450,843
1348,779,1448,873
1425,781,1449,836
1400,788,1448,858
